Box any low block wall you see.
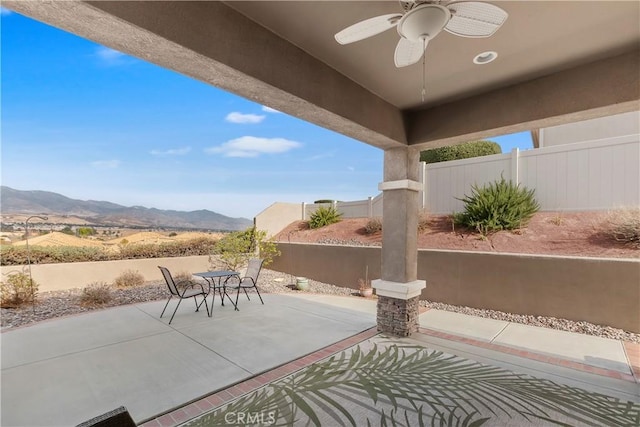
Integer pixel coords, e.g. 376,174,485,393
0,255,211,292
270,243,640,333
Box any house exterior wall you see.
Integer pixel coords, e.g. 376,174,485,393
539,111,640,147
254,202,304,238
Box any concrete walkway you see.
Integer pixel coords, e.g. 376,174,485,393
419,309,636,376
1,294,637,426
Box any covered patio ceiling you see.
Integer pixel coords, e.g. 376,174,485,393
5,1,640,151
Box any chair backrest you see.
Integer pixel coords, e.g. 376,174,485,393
158,266,179,295
243,258,264,285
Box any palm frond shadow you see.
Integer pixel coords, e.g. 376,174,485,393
185,344,640,427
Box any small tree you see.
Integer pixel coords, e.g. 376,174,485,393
77,227,96,237
213,227,280,271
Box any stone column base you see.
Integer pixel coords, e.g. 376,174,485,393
372,279,425,337
376,295,420,337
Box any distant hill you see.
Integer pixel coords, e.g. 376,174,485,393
0,186,252,231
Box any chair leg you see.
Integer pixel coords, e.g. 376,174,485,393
219,285,226,306
168,299,183,324
160,296,173,318
223,288,238,311
201,295,210,317
244,288,251,301
210,289,216,316
255,286,264,305
235,287,241,311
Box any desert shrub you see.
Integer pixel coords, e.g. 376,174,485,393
605,207,640,248
80,282,113,306
0,246,112,266
173,271,193,283
453,177,540,235
173,271,201,287
113,270,145,288
213,227,280,270
309,205,343,229
420,140,501,164
364,217,382,235
60,226,74,235
117,237,219,260
0,272,38,308
0,237,219,266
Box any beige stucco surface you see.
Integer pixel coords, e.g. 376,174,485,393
254,202,303,238
270,243,640,333
0,255,211,292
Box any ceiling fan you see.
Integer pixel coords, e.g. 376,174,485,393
335,1,508,68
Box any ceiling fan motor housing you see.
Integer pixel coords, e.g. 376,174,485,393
397,4,451,41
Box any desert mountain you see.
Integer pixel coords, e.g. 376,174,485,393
0,186,252,231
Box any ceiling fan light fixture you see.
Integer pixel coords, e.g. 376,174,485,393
473,51,498,64
397,4,451,42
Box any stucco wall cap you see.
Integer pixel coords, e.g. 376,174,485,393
378,179,422,192
372,279,426,300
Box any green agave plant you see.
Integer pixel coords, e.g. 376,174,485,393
185,344,640,427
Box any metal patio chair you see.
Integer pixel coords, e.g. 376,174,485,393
226,258,265,309
158,266,210,324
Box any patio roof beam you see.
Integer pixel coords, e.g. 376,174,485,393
407,51,640,149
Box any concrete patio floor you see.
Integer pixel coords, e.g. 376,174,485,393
1,293,638,426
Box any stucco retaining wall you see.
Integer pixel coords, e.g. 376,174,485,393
270,243,640,333
0,255,211,292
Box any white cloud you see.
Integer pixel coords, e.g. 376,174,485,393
95,46,127,65
205,136,302,158
91,160,121,169
261,106,281,114
225,112,265,124
150,147,191,156
0,7,13,16
305,151,336,161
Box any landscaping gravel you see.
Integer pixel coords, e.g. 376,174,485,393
2,268,638,344
316,238,380,246
420,300,640,344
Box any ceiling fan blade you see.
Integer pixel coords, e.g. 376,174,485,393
394,37,427,68
444,1,508,38
335,14,402,45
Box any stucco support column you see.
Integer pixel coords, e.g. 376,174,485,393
372,147,425,336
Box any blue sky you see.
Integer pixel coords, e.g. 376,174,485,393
1,9,531,219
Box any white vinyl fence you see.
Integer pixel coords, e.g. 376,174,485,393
424,135,640,214
256,136,639,236
303,195,383,220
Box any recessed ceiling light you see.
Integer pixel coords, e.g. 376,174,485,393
473,51,498,64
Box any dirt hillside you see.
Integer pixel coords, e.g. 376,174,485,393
276,212,638,259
